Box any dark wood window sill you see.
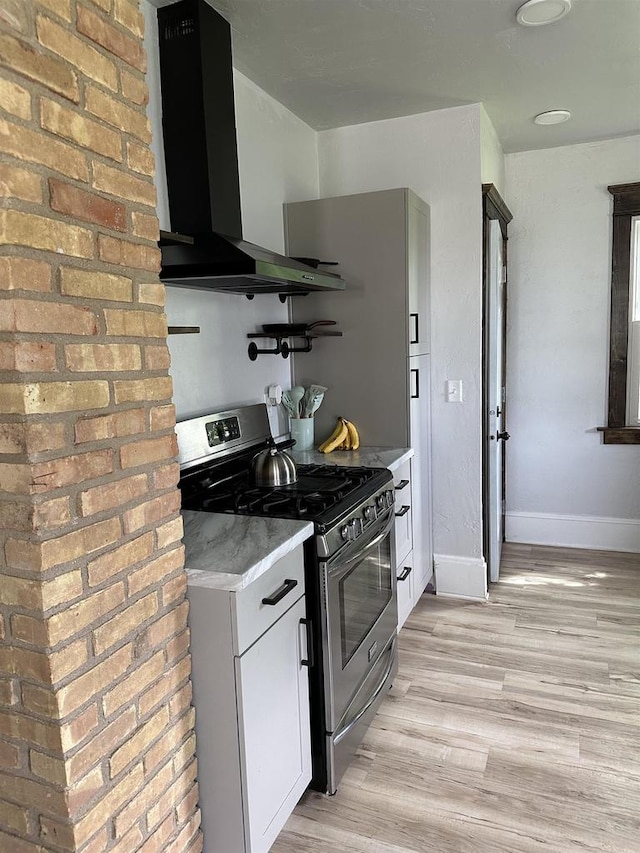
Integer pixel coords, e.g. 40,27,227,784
597,427,640,445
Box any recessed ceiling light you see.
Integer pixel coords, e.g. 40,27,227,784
534,109,572,125
516,0,571,26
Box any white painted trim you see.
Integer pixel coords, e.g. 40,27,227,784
436,591,489,603
433,554,488,601
506,512,640,553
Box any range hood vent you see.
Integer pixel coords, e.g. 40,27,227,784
156,0,345,297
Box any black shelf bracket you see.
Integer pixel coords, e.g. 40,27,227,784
248,337,291,361
246,331,341,361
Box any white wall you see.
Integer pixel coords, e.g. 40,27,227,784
480,107,505,199
505,135,640,552
318,104,485,569
143,3,319,426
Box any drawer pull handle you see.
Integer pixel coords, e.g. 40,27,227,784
410,313,419,345
300,617,314,668
411,368,420,399
262,578,298,606
395,505,410,518
398,566,412,582
395,479,410,491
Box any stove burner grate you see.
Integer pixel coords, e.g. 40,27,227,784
183,463,385,523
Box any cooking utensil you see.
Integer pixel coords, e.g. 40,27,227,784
251,438,297,486
281,389,298,418
261,321,337,336
290,386,305,418
302,384,327,417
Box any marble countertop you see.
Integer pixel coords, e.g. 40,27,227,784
183,511,313,592
292,445,413,472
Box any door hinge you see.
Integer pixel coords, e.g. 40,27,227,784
501,266,507,284
501,386,506,404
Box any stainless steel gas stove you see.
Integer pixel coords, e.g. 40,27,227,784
177,404,398,794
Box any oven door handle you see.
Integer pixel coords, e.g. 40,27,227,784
334,640,396,746
299,618,314,668
327,511,395,579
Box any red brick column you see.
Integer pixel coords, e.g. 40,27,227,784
0,1,202,850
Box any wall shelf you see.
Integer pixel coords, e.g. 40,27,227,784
168,326,201,335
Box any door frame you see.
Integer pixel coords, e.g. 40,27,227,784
482,184,513,583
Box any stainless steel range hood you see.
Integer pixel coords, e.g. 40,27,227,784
158,231,343,295
156,0,345,297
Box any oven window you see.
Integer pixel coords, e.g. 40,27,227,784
339,539,392,667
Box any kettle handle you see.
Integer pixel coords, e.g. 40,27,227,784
268,437,296,451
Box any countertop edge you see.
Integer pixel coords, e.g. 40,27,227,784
185,515,313,592
292,445,413,472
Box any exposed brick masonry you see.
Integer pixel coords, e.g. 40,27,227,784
0,1,202,850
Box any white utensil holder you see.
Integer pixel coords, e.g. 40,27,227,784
290,417,314,451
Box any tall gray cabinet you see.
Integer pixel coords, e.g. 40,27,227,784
284,188,433,624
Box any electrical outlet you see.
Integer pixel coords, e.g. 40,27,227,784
265,384,282,406
446,380,463,403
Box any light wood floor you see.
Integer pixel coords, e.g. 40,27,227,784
272,543,640,853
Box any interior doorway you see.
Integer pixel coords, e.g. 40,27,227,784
482,185,513,584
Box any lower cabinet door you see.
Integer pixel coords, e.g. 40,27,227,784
396,554,414,631
235,596,311,853
409,354,433,598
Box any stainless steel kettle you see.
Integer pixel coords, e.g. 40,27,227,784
251,438,297,486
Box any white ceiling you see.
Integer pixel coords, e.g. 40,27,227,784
150,0,640,153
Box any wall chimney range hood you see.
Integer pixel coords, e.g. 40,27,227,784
157,0,345,297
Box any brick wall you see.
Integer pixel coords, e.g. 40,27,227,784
0,1,202,850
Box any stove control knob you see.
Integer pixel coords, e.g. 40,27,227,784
376,494,386,510
386,490,395,506
350,518,363,538
364,505,375,522
340,525,350,541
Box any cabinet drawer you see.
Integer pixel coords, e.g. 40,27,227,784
393,459,412,492
394,504,412,566
393,459,412,563
232,546,305,656
396,554,414,631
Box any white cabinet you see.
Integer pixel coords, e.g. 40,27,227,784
393,459,414,630
236,596,310,851
409,354,433,599
396,553,414,630
285,188,433,622
393,459,413,564
187,546,311,853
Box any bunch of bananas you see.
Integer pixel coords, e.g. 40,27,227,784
319,417,360,453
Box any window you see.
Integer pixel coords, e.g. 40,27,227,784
601,183,640,444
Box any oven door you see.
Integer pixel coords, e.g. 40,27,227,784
321,508,397,731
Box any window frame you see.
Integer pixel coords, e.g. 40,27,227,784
600,182,640,444
627,216,640,426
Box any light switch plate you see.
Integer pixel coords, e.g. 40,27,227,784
446,380,463,403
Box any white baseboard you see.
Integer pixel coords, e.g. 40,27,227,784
433,554,488,601
506,511,640,554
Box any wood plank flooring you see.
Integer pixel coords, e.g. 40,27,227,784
272,543,640,853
